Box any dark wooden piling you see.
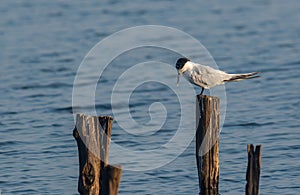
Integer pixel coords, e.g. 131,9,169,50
73,114,122,195
246,144,262,195
196,95,220,195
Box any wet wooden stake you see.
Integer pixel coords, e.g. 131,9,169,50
246,144,262,195
196,95,220,195
73,114,122,195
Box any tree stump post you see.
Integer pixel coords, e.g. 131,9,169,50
73,114,122,195
196,95,220,195
246,144,262,195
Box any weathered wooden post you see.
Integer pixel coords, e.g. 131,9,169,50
246,144,262,195
73,114,122,195
196,95,220,195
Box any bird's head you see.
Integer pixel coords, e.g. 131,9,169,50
176,57,190,86
176,57,190,71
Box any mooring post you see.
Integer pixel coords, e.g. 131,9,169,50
73,114,122,195
246,144,262,195
196,95,220,195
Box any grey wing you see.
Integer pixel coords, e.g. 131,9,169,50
191,64,230,88
190,70,209,88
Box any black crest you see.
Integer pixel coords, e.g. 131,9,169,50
176,58,190,70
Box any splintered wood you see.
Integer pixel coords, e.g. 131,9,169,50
73,114,121,195
246,144,262,195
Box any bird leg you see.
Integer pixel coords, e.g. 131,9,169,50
200,87,204,95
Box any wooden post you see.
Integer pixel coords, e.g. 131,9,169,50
246,144,262,195
73,114,122,195
196,95,220,195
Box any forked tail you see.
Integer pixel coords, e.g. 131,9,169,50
224,72,260,82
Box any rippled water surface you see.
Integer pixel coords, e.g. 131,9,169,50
1,1,299,194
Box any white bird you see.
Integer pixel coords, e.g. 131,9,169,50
176,58,260,95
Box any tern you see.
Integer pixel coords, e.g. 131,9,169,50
176,58,260,95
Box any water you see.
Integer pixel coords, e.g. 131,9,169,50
1,1,299,194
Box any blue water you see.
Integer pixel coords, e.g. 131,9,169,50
1,1,299,194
